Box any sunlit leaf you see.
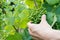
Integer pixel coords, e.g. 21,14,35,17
25,0,35,9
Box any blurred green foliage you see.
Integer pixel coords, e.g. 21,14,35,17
0,0,60,40
0,0,31,40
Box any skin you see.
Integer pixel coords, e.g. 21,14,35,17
27,15,60,40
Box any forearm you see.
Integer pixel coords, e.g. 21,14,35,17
46,29,60,40
37,29,60,40
52,29,60,38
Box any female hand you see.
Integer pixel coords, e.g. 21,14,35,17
27,15,60,40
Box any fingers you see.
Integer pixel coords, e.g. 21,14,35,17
28,29,38,37
28,29,43,40
27,21,36,28
28,29,41,40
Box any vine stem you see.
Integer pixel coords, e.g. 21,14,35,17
13,25,19,32
33,0,38,8
51,15,57,27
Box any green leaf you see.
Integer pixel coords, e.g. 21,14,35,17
19,9,30,28
46,12,55,25
55,5,60,15
25,0,35,9
4,25,15,35
46,0,59,5
55,5,60,23
43,2,53,12
4,17,15,25
6,33,22,40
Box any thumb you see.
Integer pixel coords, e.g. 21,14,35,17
41,14,46,22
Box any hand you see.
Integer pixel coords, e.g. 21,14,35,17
27,15,53,40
